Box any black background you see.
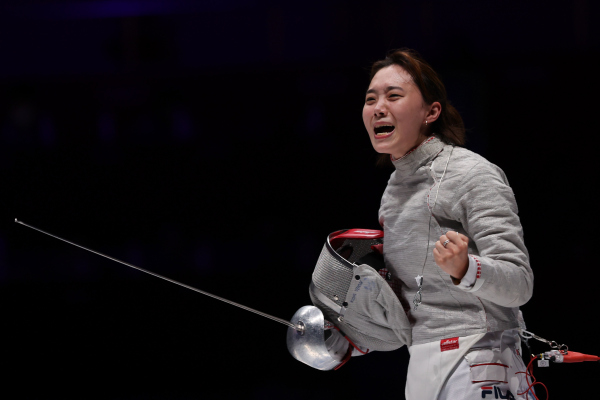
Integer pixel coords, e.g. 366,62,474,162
2,1,599,398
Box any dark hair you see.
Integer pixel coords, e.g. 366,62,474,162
369,48,465,163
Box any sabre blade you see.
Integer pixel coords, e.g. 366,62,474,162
15,218,301,331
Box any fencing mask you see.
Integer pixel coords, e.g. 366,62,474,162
287,229,411,370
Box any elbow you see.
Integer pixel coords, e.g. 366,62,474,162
507,273,534,307
508,290,532,307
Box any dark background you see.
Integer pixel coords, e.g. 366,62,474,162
2,1,599,398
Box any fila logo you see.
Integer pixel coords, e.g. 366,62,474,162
440,337,459,352
481,386,516,399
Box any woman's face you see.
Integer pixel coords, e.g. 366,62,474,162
362,65,432,159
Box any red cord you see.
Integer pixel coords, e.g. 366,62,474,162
332,326,370,370
334,326,369,355
333,343,353,370
516,355,548,400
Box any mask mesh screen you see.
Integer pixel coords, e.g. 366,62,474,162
312,244,353,308
312,237,383,308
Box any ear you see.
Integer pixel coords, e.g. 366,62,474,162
426,101,442,123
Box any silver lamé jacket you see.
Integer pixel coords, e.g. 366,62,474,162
379,136,533,345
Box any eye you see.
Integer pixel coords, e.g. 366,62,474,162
365,96,376,104
389,93,402,99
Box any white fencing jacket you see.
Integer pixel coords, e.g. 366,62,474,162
379,136,533,346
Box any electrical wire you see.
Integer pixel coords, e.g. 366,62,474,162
516,355,548,400
332,326,370,370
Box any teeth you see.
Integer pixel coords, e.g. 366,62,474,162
374,125,395,136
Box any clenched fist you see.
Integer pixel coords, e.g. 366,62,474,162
433,231,469,281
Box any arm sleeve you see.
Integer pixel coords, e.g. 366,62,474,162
455,254,480,289
450,162,533,307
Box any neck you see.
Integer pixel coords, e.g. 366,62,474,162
391,135,431,161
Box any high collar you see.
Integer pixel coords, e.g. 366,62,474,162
391,136,445,175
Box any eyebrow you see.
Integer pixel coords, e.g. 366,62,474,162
366,85,405,95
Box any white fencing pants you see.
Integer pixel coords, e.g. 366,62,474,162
407,330,535,400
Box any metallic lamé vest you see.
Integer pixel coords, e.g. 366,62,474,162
379,137,533,345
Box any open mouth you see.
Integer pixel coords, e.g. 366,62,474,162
374,124,395,137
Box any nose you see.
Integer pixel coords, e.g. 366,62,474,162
373,98,387,116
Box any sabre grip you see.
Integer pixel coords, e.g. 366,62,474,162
324,327,370,370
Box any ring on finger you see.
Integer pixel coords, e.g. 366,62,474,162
442,239,450,248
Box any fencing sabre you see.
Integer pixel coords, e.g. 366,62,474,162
14,218,304,332
14,219,393,371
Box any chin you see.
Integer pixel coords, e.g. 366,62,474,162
372,142,394,155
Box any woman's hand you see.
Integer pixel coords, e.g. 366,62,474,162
433,231,469,280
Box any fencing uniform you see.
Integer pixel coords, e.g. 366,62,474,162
378,136,533,399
